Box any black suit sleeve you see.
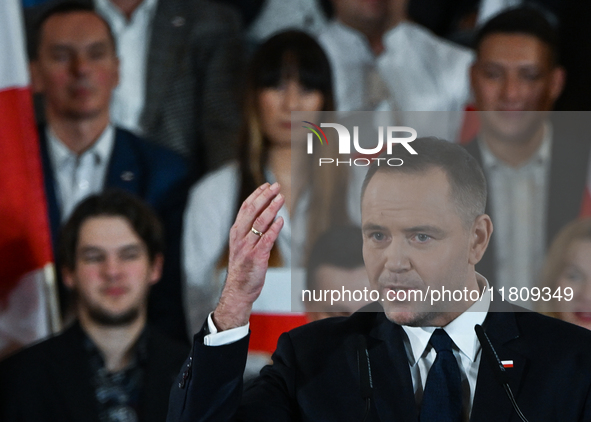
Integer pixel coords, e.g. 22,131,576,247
167,329,302,422
167,327,249,422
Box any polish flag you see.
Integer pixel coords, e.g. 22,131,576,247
0,0,59,359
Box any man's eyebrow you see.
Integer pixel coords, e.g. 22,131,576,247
78,245,104,254
48,40,110,51
118,244,142,253
47,44,73,51
403,226,445,236
362,223,386,232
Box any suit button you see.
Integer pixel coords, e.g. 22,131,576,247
179,360,191,389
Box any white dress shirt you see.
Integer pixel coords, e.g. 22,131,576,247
477,0,522,25
247,0,327,42
94,0,159,136
480,125,552,300
46,125,115,221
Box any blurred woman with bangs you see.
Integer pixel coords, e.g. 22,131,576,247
182,31,356,340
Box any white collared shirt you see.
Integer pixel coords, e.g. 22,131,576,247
479,124,552,299
46,125,115,221
94,0,159,135
247,0,327,42
402,274,491,420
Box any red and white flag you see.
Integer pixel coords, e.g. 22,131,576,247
0,0,58,359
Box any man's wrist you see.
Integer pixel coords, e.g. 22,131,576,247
205,313,249,346
212,296,253,332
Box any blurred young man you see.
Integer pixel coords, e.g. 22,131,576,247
0,190,188,422
465,6,591,291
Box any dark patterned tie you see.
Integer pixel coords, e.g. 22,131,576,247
420,329,462,422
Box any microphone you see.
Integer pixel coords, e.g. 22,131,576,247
474,324,529,422
356,335,373,422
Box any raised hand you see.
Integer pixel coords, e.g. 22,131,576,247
213,182,285,331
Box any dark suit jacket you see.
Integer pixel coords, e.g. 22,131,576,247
39,127,191,343
26,0,243,174
167,307,591,421
139,0,243,173
464,114,591,287
0,322,189,422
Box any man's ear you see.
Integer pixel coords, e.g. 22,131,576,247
469,214,493,265
149,253,164,285
29,62,44,93
550,66,566,103
113,56,120,89
62,266,75,289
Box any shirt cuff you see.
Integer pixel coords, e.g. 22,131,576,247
204,312,249,346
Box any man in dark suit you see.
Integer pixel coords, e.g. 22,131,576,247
27,0,243,174
465,7,591,291
30,3,191,342
167,138,591,421
0,191,189,422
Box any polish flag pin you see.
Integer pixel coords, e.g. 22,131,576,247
501,360,514,368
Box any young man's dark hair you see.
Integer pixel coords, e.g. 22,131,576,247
474,6,560,65
29,1,117,60
362,137,487,226
59,189,164,271
305,225,364,291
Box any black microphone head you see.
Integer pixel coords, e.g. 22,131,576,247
475,324,510,386
356,335,373,399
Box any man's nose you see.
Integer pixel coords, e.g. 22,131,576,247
501,74,523,103
384,240,411,273
71,54,91,75
101,255,122,280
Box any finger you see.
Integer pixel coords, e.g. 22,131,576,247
253,216,285,256
231,183,270,239
235,182,281,238
248,193,285,242
245,182,270,204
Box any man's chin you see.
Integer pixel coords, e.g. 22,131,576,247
383,303,431,326
87,306,140,327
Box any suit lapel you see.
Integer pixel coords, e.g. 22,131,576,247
141,0,192,128
368,314,418,422
38,127,61,253
50,323,101,422
471,311,528,421
105,129,143,194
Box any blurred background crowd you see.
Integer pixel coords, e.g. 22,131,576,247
1,0,591,420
